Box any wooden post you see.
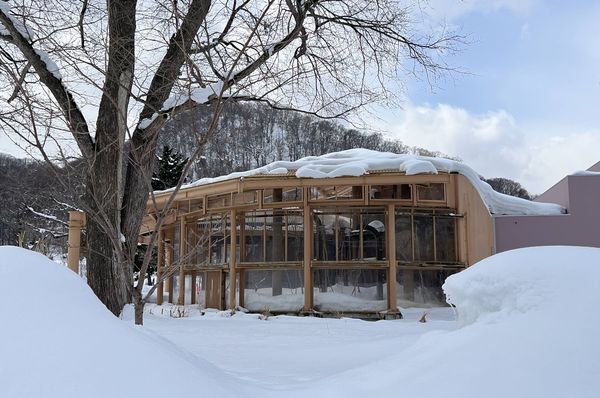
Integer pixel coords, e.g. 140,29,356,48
166,227,174,303
229,209,237,310
272,189,284,296
386,204,398,312
177,219,187,305
156,229,165,305
238,213,246,308
190,222,197,305
303,196,313,311
67,211,85,274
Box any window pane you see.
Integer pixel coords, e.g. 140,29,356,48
395,214,413,262
313,208,386,261
414,215,434,261
396,269,458,306
310,186,362,200
417,183,445,201
370,184,412,200
243,269,304,312
435,217,456,262
264,187,303,203
313,269,387,312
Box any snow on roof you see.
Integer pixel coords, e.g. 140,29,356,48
175,148,564,216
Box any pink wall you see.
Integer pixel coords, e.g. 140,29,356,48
495,175,600,252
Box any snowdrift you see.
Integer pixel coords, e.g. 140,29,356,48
297,246,600,398
0,246,241,398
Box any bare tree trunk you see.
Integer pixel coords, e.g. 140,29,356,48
86,212,129,316
133,289,144,325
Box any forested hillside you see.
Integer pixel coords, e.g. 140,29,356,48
157,102,453,180
1,103,529,249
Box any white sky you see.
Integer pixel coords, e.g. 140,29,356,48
379,0,600,194
2,0,599,195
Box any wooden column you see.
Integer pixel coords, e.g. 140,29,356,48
156,229,165,305
190,223,197,305
386,204,398,312
303,198,313,311
177,219,187,305
272,189,284,296
238,214,246,308
166,227,174,303
228,209,237,310
67,211,85,274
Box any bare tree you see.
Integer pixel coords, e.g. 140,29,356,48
0,0,461,323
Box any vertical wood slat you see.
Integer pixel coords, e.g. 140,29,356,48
190,222,197,305
386,204,398,312
166,227,174,303
177,219,186,305
303,189,313,311
156,229,165,305
229,209,237,309
67,211,85,274
238,213,246,308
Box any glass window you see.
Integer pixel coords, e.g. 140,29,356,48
310,186,363,201
233,191,257,205
396,268,458,306
263,187,303,203
417,183,445,201
241,210,303,263
370,184,412,200
243,269,304,312
313,268,387,312
313,208,386,262
395,214,413,262
435,216,457,262
414,214,434,261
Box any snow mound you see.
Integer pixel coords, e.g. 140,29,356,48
174,148,563,215
443,246,600,326
0,246,243,398
297,246,600,398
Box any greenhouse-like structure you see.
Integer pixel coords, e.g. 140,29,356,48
106,149,561,317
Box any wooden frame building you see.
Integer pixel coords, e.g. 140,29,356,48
141,160,496,317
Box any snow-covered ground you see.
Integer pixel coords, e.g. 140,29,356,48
1,245,599,397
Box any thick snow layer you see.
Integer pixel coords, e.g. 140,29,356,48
174,148,563,215
296,246,600,397
0,246,243,398
3,246,600,397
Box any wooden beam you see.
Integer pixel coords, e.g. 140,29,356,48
303,189,313,311
238,213,246,308
67,211,85,274
190,222,197,305
156,229,165,305
386,204,398,312
229,209,237,309
177,219,186,305
166,227,174,303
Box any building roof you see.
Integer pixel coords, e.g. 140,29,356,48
169,148,565,216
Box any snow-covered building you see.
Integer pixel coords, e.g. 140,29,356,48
495,161,600,252
141,149,564,316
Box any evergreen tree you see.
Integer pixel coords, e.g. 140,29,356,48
152,145,188,191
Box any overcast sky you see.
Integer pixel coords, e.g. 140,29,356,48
380,0,600,194
2,0,598,194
